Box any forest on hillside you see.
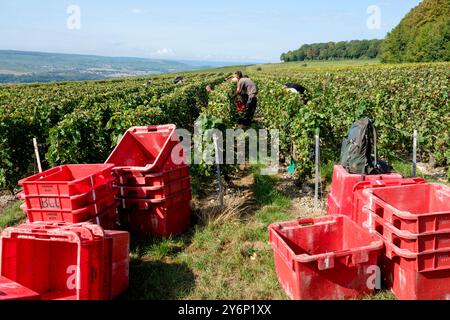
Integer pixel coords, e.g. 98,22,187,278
381,0,450,63
282,0,450,63
280,39,382,62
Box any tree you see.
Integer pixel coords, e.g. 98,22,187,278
380,0,450,63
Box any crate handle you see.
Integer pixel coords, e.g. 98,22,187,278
297,218,316,226
317,256,335,270
298,221,314,227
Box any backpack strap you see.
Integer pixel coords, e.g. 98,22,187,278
372,120,378,168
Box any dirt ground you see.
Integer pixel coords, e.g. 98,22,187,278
416,162,448,183
192,166,328,226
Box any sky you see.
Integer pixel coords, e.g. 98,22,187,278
0,0,422,63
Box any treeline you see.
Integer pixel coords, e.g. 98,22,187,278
280,39,382,62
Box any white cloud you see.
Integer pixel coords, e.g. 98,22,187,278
155,48,176,57
131,8,144,14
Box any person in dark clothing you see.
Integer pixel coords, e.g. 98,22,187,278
174,76,186,84
285,83,310,105
234,71,258,127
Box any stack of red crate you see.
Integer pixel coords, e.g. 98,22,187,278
106,125,192,237
326,165,403,218
0,222,129,300
18,164,118,230
353,182,450,300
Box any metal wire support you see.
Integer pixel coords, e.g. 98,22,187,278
314,131,320,210
213,134,224,208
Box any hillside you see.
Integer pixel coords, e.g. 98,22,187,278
0,50,233,84
381,0,450,63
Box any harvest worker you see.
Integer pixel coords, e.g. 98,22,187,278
285,83,310,105
234,71,258,128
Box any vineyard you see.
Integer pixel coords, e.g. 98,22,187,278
0,74,224,191
204,62,450,180
0,62,449,193
0,60,449,300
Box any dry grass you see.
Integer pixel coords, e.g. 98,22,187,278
195,193,254,226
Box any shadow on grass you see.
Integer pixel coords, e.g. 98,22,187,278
119,259,195,300
252,171,290,209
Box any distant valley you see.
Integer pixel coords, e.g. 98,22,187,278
0,50,243,84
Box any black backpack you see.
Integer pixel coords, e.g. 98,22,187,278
340,117,390,175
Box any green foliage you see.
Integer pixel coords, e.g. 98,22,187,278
281,39,383,62
0,112,35,191
192,114,230,178
0,75,225,189
202,80,236,126
381,0,450,63
253,63,450,179
256,78,305,155
46,105,112,165
46,76,225,166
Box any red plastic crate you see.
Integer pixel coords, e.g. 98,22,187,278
354,183,450,234
22,194,117,223
106,125,187,174
385,237,450,273
114,165,190,187
361,208,450,253
88,205,119,231
352,177,427,226
384,255,450,300
0,276,40,300
327,165,402,218
117,189,192,210
103,230,130,299
19,179,116,211
268,215,384,300
115,177,190,199
366,224,450,273
0,222,129,300
118,201,191,237
19,164,115,197
1,222,106,300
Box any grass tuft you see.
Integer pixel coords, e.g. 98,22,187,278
0,201,26,231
